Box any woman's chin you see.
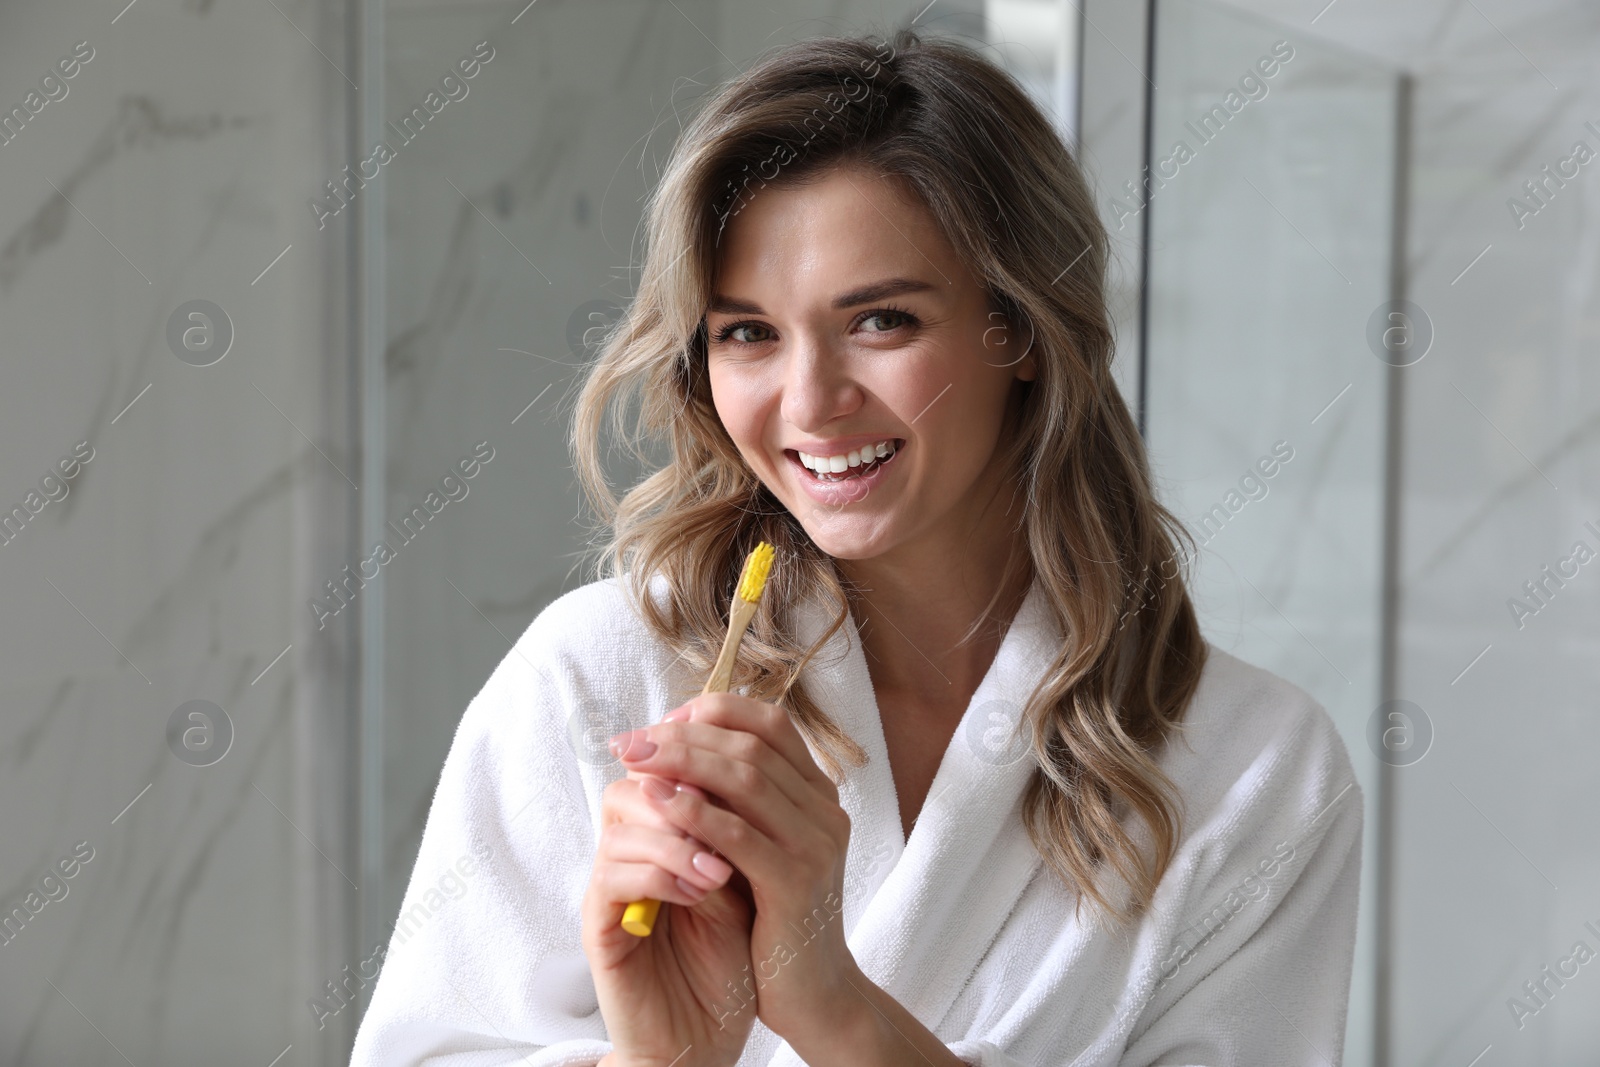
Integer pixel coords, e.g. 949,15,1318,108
796,519,896,561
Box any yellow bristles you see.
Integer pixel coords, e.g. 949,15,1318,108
737,541,775,604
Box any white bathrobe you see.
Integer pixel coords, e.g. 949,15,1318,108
350,572,1363,1066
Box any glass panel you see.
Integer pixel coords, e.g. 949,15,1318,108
374,0,731,944
1143,2,1400,1061
986,0,1081,146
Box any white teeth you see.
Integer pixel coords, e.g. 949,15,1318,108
797,439,898,472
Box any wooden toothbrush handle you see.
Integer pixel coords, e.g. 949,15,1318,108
619,596,758,937
702,595,758,696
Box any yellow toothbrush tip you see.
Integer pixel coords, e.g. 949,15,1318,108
737,541,775,604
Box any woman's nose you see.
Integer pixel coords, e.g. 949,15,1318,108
778,337,863,431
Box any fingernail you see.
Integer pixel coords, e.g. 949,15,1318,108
643,777,676,801
663,706,691,722
692,850,733,882
675,876,707,900
615,731,656,760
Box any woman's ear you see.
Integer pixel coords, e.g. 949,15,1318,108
1011,312,1037,382
1015,328,1037,382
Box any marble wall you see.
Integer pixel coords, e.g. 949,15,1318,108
0,1,359,1064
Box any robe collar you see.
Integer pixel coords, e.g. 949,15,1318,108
780,573,1061,1042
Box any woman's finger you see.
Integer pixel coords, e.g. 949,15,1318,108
633,778,791,893
601,776,735,894
618,725,813,844
593,852,712,909
599,819,736,895
625,768,709,802
603,774,705,829
677,693,836,796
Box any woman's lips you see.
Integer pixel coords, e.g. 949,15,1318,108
785,441,904,506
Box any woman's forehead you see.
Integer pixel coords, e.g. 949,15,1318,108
708,169,965,294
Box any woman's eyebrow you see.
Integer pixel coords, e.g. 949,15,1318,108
707,277,937,316
832,277,936,308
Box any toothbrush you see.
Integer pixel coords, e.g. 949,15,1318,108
619,540,775,938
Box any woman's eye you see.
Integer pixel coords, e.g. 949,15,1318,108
859,309,914,333
713,322,772,345
710,308,916,346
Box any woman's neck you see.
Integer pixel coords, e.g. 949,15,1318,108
834,394,1035,711
836,530,1032,712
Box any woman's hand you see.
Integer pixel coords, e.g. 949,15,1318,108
582,765,755,1067
612,693,868,1044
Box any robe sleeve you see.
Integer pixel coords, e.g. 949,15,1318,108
933,679,1365,1067
935,790,1361,1067
349,608,623,1067
1117,743,1365,1065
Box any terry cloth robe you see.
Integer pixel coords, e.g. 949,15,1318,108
350,572,1363,1066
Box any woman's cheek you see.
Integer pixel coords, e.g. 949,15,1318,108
711,385,771,474
708,367,755,444
726,377,780,457
729,404,769,459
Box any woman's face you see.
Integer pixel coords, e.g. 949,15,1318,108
705,162,1035,563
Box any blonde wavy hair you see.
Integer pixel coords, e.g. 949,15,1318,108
570,28,1206,927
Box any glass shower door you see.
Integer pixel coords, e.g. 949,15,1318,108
1142,2,1402,1062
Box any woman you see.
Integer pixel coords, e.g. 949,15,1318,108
351,29,1362,1067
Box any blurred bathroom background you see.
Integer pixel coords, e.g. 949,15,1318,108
0,0,1594,1062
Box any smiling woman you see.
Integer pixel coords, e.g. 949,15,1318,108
351,27,1362,1067
703,165,1036,545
